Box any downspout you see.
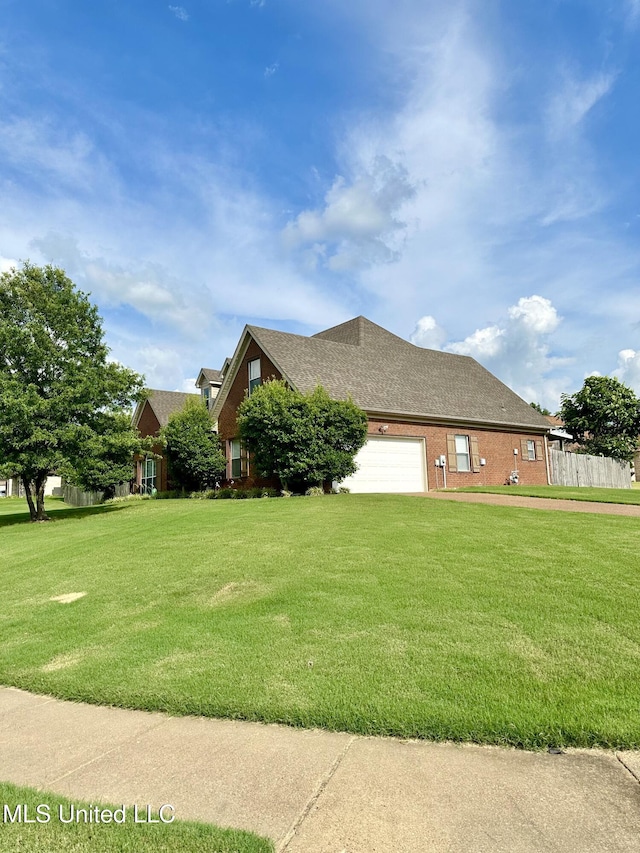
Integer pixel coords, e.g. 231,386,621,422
543,434,551,485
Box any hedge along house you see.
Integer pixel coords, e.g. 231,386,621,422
211,316,552,493
132,390,199,493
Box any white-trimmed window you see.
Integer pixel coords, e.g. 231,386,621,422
527,439,536,461
202,386,211,409
230,439,248,478
248,358,261,395
455,435,470,472
140,457,157,495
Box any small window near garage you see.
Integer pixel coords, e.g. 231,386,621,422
455,435,471,472
248,358,261,395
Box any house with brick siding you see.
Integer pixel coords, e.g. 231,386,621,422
210,316,552,492
132,390,198,493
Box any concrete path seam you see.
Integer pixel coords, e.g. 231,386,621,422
277,734,357,853
615,753,640,786
46,715,173,787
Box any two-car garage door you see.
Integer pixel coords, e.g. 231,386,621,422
339,436,427,493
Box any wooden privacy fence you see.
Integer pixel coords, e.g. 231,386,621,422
549,448,631,489
63,482,131,507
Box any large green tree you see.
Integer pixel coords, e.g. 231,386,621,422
558,375,640,462
161,397,226,491
237,379,368,491
0,263,146,520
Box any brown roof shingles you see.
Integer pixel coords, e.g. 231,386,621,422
144,390,199,428
246,317,550,431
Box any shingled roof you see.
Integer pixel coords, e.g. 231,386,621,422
198,368,223,383
214,316,551,431
134,390,199,429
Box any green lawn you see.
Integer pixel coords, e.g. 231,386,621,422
451,484,640,505
0,782,273,852
1,495,640,749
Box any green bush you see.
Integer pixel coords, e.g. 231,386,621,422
104,493,151,505
305,486,325,497
216,487,237,500
154,489,188,500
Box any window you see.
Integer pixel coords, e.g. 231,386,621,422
521,437,542,461
140,457,157,495
202,387,211,409
455,435,470,472
229,438,242,478
248,358,261,395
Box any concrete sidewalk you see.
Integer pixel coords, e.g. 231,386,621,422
2,687,640,852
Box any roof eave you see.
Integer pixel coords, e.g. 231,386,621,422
364,408,551,433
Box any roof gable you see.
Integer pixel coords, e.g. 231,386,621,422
133,390,199,429
212,318,551,431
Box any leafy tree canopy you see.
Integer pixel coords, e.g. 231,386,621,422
530,401,551,416
161,397,226,491
237,379,368,490
558,375,640,462
0,263,146,520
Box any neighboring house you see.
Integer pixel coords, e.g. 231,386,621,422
132,390,199,493
545,415,573,451
211,316,552,493
0,475,62,498
195,365,227,418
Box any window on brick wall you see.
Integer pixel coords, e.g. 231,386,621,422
521,438,544,461
455,435,470,472
447,434,481,473
248,358,261,395
229,439,248,478
230,440,241,478
140,457,157,495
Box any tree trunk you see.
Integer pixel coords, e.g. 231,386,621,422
23,474,50,521
22,477,37,522
35,474,49,521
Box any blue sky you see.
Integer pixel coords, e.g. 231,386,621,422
2,0,640,408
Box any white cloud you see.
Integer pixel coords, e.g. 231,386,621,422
264,62,279,78
179,377,198,393
613,348,640,393
409,315,447,350
169,5,189,21
283,156,414,270
507,296,560,335
411,295,569,409
0,255,18,273
448,325,505,359
546,72,616,138
625,0,640,26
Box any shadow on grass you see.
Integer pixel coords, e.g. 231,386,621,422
0,502,132,529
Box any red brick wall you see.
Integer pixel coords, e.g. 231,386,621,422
217,338,282,486
216,340,548,490
367,418,548,489
134,403,168,491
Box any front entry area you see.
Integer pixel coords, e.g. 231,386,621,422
339,436,427,493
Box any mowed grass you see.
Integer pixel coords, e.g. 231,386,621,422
1,495,640,749
453,484,640,505
0,782,273,852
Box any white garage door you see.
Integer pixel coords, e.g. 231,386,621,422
339,436,427,493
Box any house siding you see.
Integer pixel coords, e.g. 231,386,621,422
366,418,548,489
